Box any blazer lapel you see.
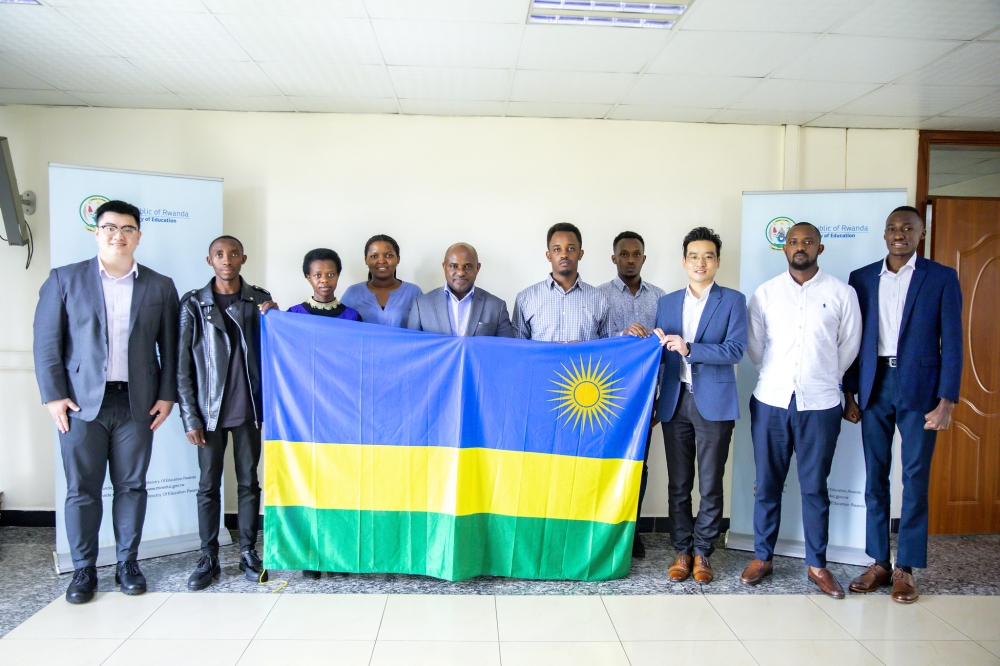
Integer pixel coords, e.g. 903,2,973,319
899,257,927,337
435,288,451,333
89,256,108,343
128,266,148,336
465,290,486,336
694,284,723,343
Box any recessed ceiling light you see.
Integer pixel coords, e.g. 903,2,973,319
529,14,674,28
533,1,687,15
0,0,41,4
529,0,688,28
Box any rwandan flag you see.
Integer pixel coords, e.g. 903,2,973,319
261,311,661,581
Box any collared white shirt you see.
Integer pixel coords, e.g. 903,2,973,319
747,269,862,411
599,276,666,337
679,282,714,384
877,252,917,357
513,275,609,342
445,284,475,336
98,258,138,382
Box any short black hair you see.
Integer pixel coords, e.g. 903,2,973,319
209,235,244,253
94,200,141,229
547,222,582,247
789,221,821,241
682,227,722,257
888,205,925,225
613,231,644,251
303,248,342,276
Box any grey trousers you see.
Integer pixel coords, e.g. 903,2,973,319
197,422,261,555
661,388,735,557
59,383,154,569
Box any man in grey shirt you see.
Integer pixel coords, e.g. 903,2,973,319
513,222,609,342
599,230,665,558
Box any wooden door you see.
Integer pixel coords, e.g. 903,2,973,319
928,196,1000,535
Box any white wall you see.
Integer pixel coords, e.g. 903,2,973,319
0,105,917,519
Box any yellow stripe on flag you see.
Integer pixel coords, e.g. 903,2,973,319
264,440,641,525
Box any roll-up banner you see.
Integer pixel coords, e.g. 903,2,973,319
727,189,906,566
48,164,226,573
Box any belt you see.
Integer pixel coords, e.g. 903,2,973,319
106,381,129,391
878,356,897,368
682,381,693,394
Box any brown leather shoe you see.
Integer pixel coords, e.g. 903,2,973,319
809,567,845,599
740,558,773,585
849,562,892,593
693,555,714,584
668,553,693,582
891,568,918,604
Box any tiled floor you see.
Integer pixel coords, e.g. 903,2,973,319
2,592,999,666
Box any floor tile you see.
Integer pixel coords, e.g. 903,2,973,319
130,593,278,640
861,639,1000,666
705,595,852,640
377,594,498,641
979,642,1000,658
811,594,966,640
254,594,386,640
495,595,618,642
743,639,884,666
500,641,630,666
0,638,123,666
918,595,1000,641
369,640,501,665
238,639,374,665
602,595,737,641
3,592,170,639
102,638,250,666
622,640,758,665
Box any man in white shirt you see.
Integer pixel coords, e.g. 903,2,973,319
741,222,862,598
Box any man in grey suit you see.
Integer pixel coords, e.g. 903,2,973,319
407,243,515,337
33,200,180,604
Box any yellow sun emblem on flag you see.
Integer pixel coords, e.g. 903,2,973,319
549,356,625,432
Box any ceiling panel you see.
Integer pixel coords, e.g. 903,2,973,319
681,0,872,33
389,66,510,101
202,0,367,16
365,0,530,23
217,15,383,64
646,31,815,77
511,70,635,103
625,74,760,107
516,25,671,73
899,42,1000,86
943,92,1000,118
290,96,399,113
372,20,523,68
2,53,166,93
45,0,208,11
732,79,879,111
709,109,823,125
180,95,297,112
399,99,506,115
505,101,612,118
0,59,53,90
909,116,1000,130
0,88,84,106
71,92,192,109
260,62,394,97
837,84,998,116
774,35,960,83
832,0,1000,40
58,9,251,61
609,105,719,122
130,59,281,96
805,113,927,128
0,6,115,56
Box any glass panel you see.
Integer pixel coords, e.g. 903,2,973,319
929,145,1000,197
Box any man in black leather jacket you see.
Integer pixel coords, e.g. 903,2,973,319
177,235,278,590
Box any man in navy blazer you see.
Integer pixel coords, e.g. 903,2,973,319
650,227,747,584
843,205,962,604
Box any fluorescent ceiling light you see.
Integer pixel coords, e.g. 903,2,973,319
533,1,687,15
0,0,41,4
529,14,674,27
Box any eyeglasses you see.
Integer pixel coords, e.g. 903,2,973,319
98,224,139,237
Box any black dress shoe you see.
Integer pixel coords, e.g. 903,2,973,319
66,566,98,604
188,554,222,591
302,570,322,580
115,560,147,595
632,533,646,558
239,549,268,582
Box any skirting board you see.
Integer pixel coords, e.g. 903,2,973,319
725,531,870,566
53,530,232,574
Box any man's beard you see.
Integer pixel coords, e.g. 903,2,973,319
790,254,816,270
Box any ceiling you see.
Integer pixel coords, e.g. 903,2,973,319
1,0,999,129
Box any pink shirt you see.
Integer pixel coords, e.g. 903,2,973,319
98,258,137,382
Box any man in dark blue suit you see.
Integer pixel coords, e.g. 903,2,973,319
650,227,747,584
843,205,962,604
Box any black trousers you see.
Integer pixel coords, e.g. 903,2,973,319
59,383,154,569
661,388,735,557
197,421,261,555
